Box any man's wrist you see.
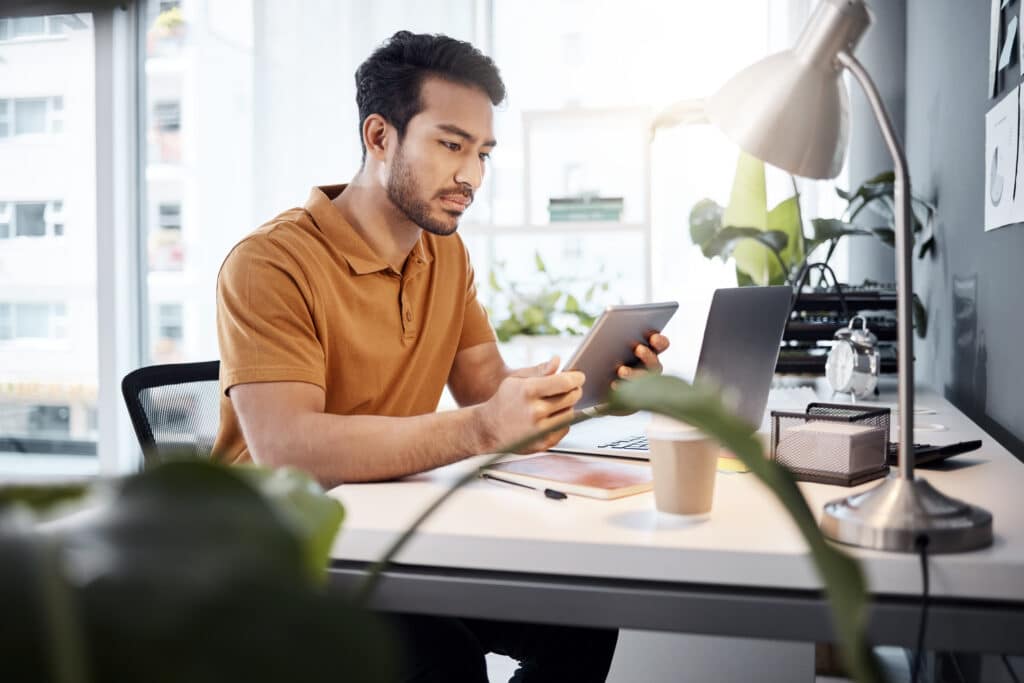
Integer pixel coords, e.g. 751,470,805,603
465,403,495,455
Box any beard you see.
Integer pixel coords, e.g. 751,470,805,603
385,145,468,237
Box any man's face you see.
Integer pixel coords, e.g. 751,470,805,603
384,77,496,236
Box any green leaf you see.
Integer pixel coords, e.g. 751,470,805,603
722,152,768,230
767,195,804,279
534,251,547,273
488,269,502,292
607,375,884,683
812,218,873,242
703,226,789,259
237,465,346,584
735,267,756,287
522,306,545,328
871,228,895,248
722,153,775,286
913,293,928,338
688,198,724,247
0,482,91,513
565,294,580,313
918,235,936,259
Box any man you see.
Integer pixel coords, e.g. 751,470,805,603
214,30,668,682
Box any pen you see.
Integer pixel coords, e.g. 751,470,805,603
480,473,568,500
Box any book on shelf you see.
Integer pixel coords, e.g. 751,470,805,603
548,195,624,222
481,453,652,500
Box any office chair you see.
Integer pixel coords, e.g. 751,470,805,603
121,360,221,464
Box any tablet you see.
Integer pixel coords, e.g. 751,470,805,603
562,301,679,410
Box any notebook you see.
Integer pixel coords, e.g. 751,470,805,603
481,453,653,500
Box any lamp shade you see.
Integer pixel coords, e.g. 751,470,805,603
705,0,871,180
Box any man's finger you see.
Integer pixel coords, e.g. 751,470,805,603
647,333,670,353
527,370,585,398
635,343,660,368
511,356,560,379
540,386,583,414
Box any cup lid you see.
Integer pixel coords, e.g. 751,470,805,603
645,415,707,441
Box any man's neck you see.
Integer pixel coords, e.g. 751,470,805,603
331,171,421,272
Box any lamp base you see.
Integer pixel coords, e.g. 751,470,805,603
820,475,993,553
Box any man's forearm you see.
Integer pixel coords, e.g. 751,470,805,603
262,405,493,487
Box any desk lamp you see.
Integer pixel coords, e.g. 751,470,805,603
706,0,992,552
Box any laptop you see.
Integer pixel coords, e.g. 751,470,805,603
550,286,793,459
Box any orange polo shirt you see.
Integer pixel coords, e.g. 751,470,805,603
212,184,496,464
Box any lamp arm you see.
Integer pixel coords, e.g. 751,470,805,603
837,51,915,481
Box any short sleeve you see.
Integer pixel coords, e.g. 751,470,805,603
457,253,497,352
216,235,326,394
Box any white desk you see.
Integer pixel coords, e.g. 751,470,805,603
327,385,1024,654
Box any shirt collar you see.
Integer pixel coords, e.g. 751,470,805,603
304,184,434,275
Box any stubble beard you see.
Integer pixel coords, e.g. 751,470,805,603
386,145,461,237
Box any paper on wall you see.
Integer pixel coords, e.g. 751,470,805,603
984,85,1019,231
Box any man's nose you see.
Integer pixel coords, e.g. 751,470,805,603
454,155,483,190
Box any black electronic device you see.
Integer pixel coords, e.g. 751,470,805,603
885,440,983,467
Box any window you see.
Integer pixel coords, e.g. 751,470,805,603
153,100,180,132
14,98,47,135
0,97,64,137
157,303,183,340
0,11,97,463
158,202,181,230
15,203,46,236
0,201,66,239
0,15,76,41
0,302,68,340
13,17,46,37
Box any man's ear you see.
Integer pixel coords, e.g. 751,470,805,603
362,114,390,162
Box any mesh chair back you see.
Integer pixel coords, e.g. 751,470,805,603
121,361,221,463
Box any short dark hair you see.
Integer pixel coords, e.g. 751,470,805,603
354,31,506,160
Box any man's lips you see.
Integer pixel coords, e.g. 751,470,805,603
439,194,472,210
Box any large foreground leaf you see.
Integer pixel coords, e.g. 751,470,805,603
2,461,395,683
609,376,883,683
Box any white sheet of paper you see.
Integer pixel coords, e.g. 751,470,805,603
985,86,1019,231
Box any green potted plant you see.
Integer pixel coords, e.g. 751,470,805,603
0,462,398,682
688,153,935,336
487,251,605,342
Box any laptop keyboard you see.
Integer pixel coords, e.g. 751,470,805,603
598,435,649,450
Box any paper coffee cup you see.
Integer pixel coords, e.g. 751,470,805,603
646,416,719,516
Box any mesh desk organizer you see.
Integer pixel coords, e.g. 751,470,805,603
770,403,891,486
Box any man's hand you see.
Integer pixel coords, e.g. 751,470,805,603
615,332,670,382
475,357,585,454
605,333,671,415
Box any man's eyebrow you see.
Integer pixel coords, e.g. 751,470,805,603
437,123,497,147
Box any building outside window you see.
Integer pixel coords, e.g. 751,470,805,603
0,201,66,239
0,11,98,462
0,97,65,137
0,302,68,341
0,15,79,40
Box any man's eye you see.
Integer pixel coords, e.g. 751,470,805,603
441,141,460,151
479,152,491,162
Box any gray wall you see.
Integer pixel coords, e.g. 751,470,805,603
905,0,1024,459
847,0,905,284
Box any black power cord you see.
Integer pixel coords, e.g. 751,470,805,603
910,534,930,683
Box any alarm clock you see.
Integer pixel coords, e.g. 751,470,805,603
825,316,880,398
